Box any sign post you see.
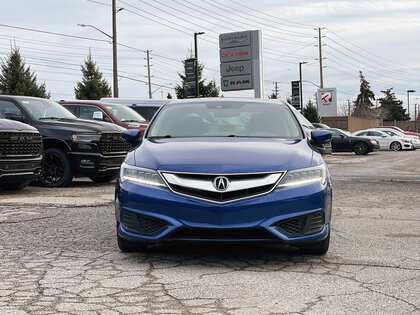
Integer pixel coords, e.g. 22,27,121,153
184,58,197,98
317,88,337,117
291,80,301,110
219,30,263,98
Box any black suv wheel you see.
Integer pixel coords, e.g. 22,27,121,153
39,148,73,187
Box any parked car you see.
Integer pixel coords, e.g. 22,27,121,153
0,118,43,190
353,129,413,151
374,126,420,139
321,128,378,154
100,98,167,121
59,101,149,134
116,98,333,255
0,95,131,187
312,123,330,129
375,128,419,149
285,105,332,155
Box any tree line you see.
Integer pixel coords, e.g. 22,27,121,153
0,46,219,100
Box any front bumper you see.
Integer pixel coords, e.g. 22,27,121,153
401,142,414,150
0,156,42,183
116,179,332,245
69,152,126,177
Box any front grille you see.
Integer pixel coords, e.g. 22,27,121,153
275,212,324,236
121,211,168,235
170,227,275,240
0,132,42,157
99,133,132,155
162,172,283,203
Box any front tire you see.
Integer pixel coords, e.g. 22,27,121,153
298,232,330,255
390,141,402,151
353,142,369,155
39,148,73,187
117,233,148,252
0,181,30,190
89,175,117,183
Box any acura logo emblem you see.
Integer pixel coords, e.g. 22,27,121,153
213,176,229,191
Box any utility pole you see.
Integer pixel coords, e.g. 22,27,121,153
112,0,119,97
407,89,416,119
347,100,351,117
275,82,279,98
299,62,307,110
146,50,152,99
318,27,324,89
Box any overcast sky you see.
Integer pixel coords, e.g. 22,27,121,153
1,0,419,116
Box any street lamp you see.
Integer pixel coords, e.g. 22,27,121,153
407,89,415,119
299,62,308,110
194,32,205,98
78,1,122,98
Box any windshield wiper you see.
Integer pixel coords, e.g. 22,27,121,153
148,135,172,139
39,117,60,120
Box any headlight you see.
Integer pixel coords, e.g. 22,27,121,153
120,163,166,187
277,163,327,187
402,139,411,143
370,139,377,144
72,134,101,143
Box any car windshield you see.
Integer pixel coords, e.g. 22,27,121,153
340,130,352,136
148,101,303,139
19,99,76,120
103,104,146,122
383,129,403,137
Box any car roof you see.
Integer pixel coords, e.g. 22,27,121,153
0,95,48,101
165,97,289,107
100,98,168,107
59,100,128,107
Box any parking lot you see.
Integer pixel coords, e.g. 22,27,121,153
0,150,419,314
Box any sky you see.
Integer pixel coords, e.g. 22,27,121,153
0,0,420,117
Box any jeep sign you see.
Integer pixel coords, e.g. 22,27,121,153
220,60,252,77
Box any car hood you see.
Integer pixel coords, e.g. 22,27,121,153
0,119,38,132
36,118,125,133
132,137,319,173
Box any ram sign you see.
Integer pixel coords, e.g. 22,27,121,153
219,30,263,98
317,88,338,117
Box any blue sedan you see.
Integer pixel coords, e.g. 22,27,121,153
115,99,332,254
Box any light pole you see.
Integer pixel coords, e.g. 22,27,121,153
194,32,205,98
299,62,308,110
78,2,123,98
407,89,415,119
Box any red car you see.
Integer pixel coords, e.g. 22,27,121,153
374,126,420,138
60,101,149,134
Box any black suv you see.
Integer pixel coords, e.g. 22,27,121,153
0,119,43,190
0,96,131,187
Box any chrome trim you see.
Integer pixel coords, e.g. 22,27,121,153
0,171,37,178
161,172,284,193
158,170,286,204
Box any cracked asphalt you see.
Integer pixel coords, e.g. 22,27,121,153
0,150,419,314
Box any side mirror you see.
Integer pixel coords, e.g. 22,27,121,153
340,134,345,139
4,112,26,123
122,129,142,145
93,111,104,120
311,130,332,144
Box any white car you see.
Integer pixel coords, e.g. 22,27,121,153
375,128,420,149
353,129,413,151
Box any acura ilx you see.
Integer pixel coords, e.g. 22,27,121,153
115,99,332,254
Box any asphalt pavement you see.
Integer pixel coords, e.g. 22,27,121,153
0,150,419,314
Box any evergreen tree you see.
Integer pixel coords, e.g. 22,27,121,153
166,92,173,99
174,53,220,98
74,52,112,100
0,47,49,98
378,88,410,121
353,71,375,117
302,99,321,123
268,92,277,99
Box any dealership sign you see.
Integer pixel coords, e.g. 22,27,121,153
291,80,301,110
219,30,263,98
317,88,337,117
